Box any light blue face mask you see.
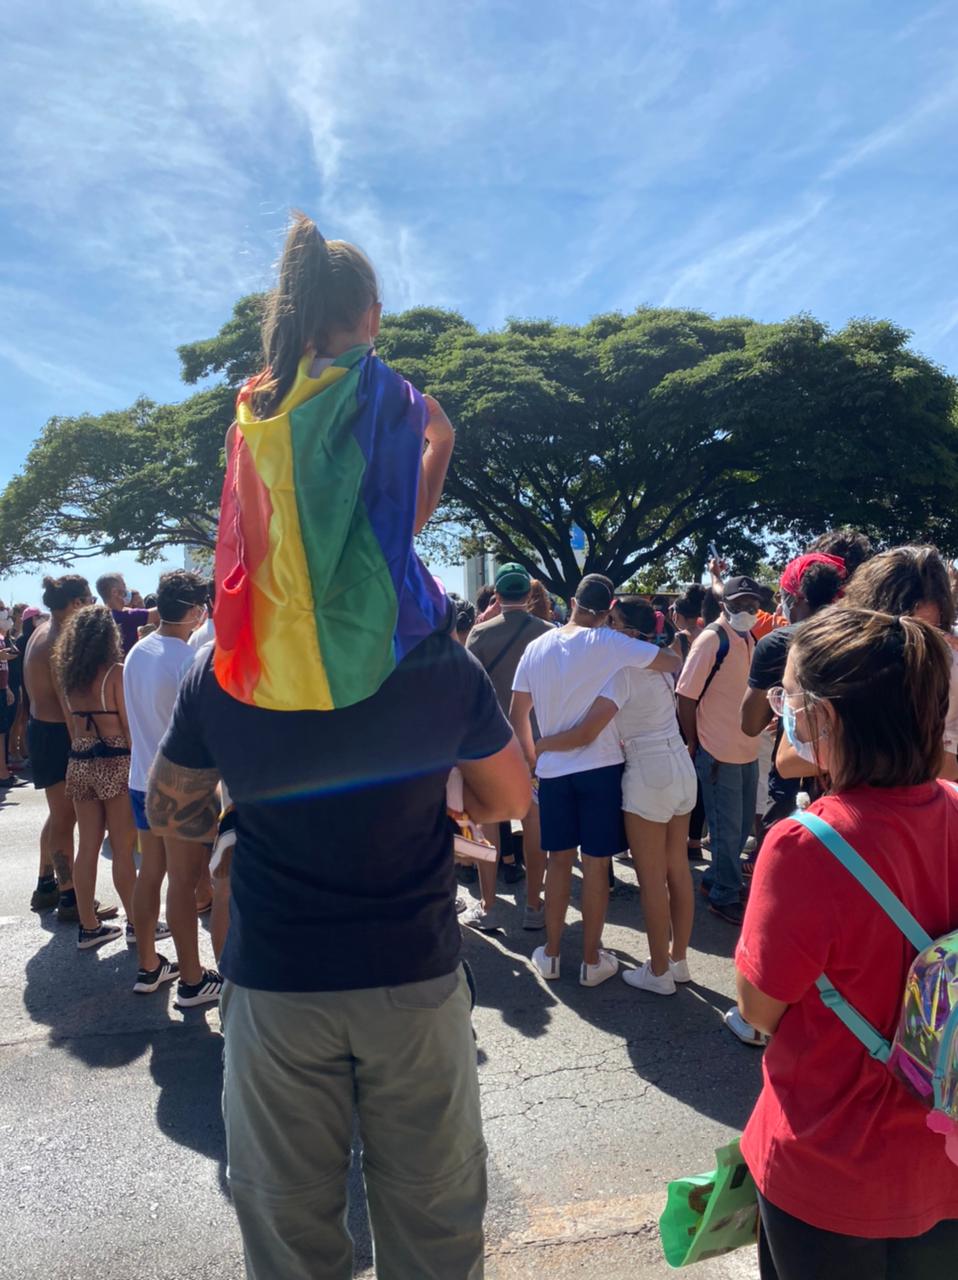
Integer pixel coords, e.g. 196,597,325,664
782,699,820,764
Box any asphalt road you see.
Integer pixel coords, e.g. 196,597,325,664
1,779,762,1279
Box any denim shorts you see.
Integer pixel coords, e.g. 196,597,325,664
538,763,626,857
622,734,697,823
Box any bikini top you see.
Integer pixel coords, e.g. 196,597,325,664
69,664,124,739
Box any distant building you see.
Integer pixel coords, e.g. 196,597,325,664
463,552,498,603
184,545,213,575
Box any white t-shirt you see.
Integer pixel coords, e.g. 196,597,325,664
123,632,197,791
513,625,659,778
601,666,682,744
188,616,215,649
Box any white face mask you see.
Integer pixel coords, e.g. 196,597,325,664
726,608,758,633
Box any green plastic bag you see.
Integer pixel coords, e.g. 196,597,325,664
659,1137,759,1267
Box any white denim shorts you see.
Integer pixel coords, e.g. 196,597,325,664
622,733,698,823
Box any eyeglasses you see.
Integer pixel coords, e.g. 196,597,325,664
766,685,820,716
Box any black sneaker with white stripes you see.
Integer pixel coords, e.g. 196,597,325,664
133,955,180,994
174,969,224,1009
77,923,123,951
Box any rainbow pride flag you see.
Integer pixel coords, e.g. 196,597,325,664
213,345,449,711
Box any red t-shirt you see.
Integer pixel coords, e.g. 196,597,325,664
737,782,958,1237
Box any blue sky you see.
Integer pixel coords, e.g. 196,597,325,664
2,0,958,605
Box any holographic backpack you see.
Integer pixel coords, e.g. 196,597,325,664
796,810,958,1165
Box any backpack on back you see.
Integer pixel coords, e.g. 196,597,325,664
795,807,958,1165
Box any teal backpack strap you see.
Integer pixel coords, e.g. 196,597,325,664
793,811,934,1065
815,975,892,1063
792,811,933,951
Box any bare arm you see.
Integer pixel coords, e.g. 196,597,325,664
536,696,618,758
741,686,774,737
677,694,699,757
648,647,681,674
508,690,537,773
146,752,220,843
458,736,532,824
414,395,455,534
736,970,787,1037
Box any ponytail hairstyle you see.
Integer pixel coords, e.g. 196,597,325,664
252,212,380,419
612,596,657,638
41,575,90,613
791,607,949,791
674,583,706,624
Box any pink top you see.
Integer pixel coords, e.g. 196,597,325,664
676,617,758,764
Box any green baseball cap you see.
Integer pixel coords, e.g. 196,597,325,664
495,562,532,598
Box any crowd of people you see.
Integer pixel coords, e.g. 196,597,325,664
1,569,224,1007
6,212,958,1279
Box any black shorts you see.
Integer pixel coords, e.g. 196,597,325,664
27,719,71,790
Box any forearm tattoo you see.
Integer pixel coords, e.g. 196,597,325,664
146,754,220,843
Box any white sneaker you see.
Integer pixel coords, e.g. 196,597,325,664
669,958,692,984
531,946,561,980
580,949,619,987
622,960,676,995
460,902,503,932
724,1007,770,1047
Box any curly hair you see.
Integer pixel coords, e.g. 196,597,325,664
53,605,124,697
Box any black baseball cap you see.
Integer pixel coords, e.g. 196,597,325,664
575,573,616,613
724,575,763,602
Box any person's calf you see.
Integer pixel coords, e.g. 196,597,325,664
166,850,205,986
579,856,611,967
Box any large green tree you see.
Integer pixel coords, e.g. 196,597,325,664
3,299,957,599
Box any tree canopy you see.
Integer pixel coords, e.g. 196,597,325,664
3,297,957,599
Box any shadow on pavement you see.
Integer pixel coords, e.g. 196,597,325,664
22,923,375,1265
462,862,762,1132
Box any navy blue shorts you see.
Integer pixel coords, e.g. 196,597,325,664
129,788,149,832
538,763,626,857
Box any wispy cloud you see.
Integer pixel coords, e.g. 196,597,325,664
821,80,958,182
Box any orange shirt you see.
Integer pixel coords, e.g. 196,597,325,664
752,609,787,641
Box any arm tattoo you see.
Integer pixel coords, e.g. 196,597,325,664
146,753,220,843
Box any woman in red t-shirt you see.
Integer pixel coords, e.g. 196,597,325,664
736,605,958,1277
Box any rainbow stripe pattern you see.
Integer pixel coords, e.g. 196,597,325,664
213,345,448,710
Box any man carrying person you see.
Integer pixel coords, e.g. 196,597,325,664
676,574,763,926
123,570,216,1003
146,601,530,1277
95,572,159,656
510,574,680,986
465,562,554,931
24,575,118,924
